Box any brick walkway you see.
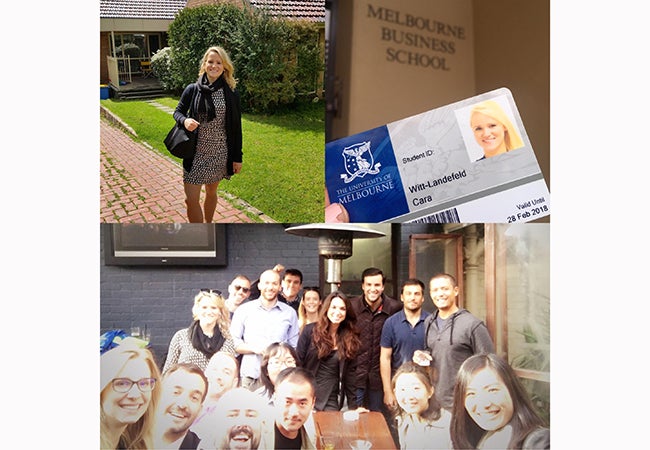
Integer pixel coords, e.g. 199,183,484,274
100,104,274,223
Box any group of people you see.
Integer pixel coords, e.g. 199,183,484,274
100,266,549,449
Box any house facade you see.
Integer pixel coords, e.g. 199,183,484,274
100,0,186,86
100,0,326,88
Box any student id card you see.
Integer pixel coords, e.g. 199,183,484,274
324,88,550,223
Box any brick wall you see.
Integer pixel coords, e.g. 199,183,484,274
100,223,319,365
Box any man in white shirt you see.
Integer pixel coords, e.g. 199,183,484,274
230,269,300,390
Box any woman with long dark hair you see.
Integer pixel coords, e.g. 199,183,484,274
296,291,362,411
450,353,549,449
162,289,235,374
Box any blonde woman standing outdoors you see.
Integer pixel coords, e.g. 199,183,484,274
173,46,243,223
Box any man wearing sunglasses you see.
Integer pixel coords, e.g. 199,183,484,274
225,274,252,318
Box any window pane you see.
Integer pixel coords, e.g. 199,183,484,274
496,223,550,422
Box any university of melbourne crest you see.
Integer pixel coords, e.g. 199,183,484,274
341,141,381,183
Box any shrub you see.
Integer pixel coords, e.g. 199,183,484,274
168,4,246,90
150,47,175,92
167,3,322,113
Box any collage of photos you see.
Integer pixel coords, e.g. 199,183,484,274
99,1,550,449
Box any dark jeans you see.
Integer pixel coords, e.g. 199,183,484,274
355,387,383,411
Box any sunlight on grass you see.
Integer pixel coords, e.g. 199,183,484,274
100,98,324,222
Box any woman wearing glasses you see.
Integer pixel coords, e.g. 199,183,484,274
162,289,235,374
254,342,300,404
100,343,161,449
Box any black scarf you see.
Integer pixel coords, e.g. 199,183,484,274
192,73,242,175
195,73,224,122
188,320,225,358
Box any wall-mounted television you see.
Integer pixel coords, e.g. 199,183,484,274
103,224,227,266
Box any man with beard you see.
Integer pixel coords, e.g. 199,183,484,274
199,387,271,450
271,367,317,450
230,269,300,390
413,273,494,411
191,352,240,442
379,278,430,446
225,275,252,318
154,363,208,450
249,265,304,312
350,267,402,412
379,278,431,411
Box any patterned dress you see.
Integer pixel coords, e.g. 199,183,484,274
183,88,230,184
161,326,236,374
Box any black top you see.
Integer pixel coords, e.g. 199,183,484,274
349,294,403,391
275,423,302,450
296,323,358,410
179,430,201,450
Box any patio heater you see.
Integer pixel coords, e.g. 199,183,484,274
284,224,386,294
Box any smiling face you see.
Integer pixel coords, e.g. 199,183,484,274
470,111,507,156
101,358,152,428
362,274,385,304
274,379,315,438
219,389,265,450
302,290,321,315
196,295,220,328
157,369,206,438
327,296,347,325
228,277,251,306
259,270,281,303
204,353,238,401
464,367,514,432
225,410,260,450
267,348,297,386
204,50,224,83
429,276,459,317
394,372,433,416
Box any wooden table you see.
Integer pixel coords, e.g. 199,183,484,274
313,411,397,450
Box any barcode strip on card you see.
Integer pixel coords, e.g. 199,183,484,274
408,208,461,223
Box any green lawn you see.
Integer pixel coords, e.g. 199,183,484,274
100,97,325,223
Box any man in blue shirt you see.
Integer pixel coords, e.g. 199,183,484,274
230,269,300,390
379,278,430,410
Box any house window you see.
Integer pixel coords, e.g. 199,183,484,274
111,33,164,59
485,223,550,422
112,34,146,59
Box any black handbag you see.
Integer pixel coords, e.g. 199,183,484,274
164,123,197,159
